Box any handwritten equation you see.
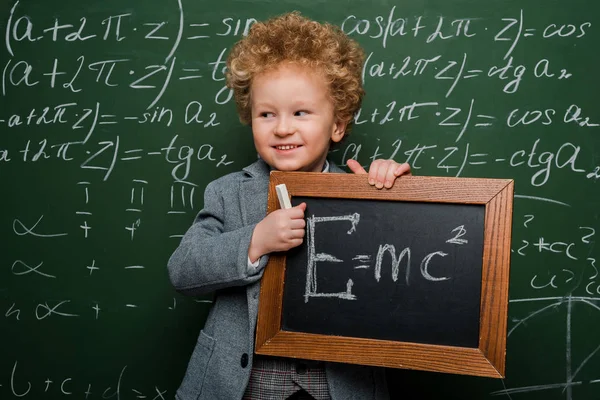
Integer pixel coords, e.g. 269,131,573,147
303,213,468,303
1,362,170,399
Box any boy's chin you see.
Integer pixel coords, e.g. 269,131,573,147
271,164,301,172
270,161,320,173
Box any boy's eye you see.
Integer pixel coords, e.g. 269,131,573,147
260,112,274,118
294,110,308,116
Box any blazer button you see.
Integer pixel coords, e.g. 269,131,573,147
296,363,307,375
240,353,249,368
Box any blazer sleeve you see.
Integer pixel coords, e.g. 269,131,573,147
167,180,268,297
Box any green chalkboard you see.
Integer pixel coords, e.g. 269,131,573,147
1,0,599,399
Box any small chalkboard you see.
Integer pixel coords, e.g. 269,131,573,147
255,172,514,378
282,197,485,348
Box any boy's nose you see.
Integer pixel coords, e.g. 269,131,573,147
274,116,295,136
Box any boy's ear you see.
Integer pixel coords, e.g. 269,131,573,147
331,119,347,143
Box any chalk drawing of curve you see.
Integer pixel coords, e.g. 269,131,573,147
490,295,600,400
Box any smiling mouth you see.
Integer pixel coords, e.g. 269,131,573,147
274,145,301,150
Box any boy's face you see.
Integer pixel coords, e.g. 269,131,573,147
250,63,346,172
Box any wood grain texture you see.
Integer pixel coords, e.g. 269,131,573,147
255,172,514,378
258,331,501,378
267,172,511,204
479,181,514,377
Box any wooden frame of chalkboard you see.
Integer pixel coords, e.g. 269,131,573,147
255,171,513,378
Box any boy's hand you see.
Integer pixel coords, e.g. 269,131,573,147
347,159,411,189
248,203,307,262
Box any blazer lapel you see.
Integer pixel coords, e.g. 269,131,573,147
239,158,345,227
239,159,271,226
239,160,272,345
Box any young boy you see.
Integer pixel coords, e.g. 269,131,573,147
167,12,411,400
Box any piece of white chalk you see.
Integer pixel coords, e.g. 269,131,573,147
275,184,292,209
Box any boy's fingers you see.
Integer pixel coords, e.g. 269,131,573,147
290,229,306,240
287,202,306,218
367,159,381,186
290,218,306,229
394,162,412,176
374,161,391,189
347,159,367,175
384,164,398,188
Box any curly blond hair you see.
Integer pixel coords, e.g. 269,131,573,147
225,12,365,133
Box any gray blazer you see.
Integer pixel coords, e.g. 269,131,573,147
168,159,389,400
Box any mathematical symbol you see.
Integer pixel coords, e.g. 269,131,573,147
187,23,210,39
447,52,466,98
89,59,128,86
446,225,468,244
587,167,600,180
87,259,99,275
102,13,131,41
85,384,93,398
352,255,371,269
125,219,141,240
132,389,147,399
11,259,56,278
456,143,471,176
13,215,68,237
122,149,143,161
533,237,550,252
523,28,536,37
80,221,92,238
468,152,488,166
152,387,168,400
128,180,147,208
35,300,79,320
42,59,67,88
463,69,482,79
169,181,197,214
179,68,202,81
474,114,495,127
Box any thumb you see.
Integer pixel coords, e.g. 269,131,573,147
296,202,307,212
346,159,367,174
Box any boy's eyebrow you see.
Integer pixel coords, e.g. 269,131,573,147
251,103,276,113
252,101,273,108
252,98,324,110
